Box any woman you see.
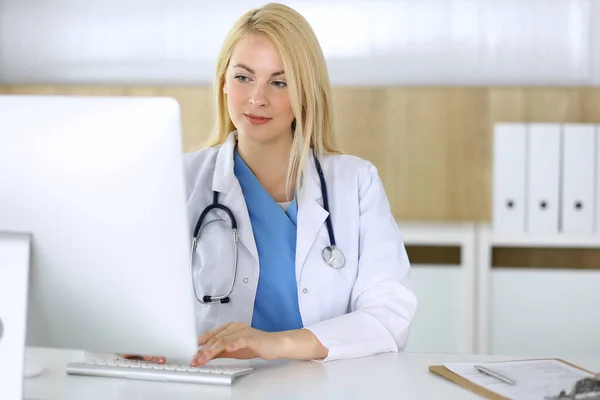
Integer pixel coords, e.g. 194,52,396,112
185,2,416,365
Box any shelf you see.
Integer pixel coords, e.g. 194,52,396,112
490,232,600,248
396,221,476,246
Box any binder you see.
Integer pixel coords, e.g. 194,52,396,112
561,124,595,234
526,124,561,234
596,126,600,233
493,123,527,232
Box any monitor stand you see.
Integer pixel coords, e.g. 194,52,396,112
0,232,41,400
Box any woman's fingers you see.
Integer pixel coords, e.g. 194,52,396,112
120,354,142,360
120,354,165,364
198,323,233,345
193,330,252,366
204,323,246,347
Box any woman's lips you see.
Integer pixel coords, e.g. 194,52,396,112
245,114,272,125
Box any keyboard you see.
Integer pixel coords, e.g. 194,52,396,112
66,357,255,386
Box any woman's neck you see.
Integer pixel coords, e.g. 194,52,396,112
236,131,294,202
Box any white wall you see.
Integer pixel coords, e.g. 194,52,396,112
592,0,600,85
0,0,596,85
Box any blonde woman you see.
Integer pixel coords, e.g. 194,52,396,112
185,2,416,365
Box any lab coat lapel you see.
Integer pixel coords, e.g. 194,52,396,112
295,153,328,282
212,133,259,263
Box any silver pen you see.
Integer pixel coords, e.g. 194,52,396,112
474,364,516,385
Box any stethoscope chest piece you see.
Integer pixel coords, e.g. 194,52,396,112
322,245,346,269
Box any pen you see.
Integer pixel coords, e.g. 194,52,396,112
474,364,516,385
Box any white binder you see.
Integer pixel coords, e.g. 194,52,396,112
596,126,600,233
493,123,527,232
561,124,596,234
526,124,561,234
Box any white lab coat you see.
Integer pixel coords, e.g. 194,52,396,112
184,132,417,362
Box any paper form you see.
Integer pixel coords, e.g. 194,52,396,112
444,359,596,400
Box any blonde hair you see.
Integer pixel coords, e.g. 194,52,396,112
203,2,341,197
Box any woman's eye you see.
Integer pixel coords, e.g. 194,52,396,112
234,75,250,83
272,81,287,88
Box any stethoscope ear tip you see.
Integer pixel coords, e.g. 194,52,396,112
200,295,230,304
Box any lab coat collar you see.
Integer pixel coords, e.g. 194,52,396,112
211,131,259,262
295,150,329,280
211,130,324,202
300,150,324,202
212,132,237,194
210,131,329,270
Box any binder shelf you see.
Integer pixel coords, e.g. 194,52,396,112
489,232,600,248
492,123,600,236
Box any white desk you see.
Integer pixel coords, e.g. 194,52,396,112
23,348,600,400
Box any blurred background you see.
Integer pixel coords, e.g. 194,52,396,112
2,0,598,358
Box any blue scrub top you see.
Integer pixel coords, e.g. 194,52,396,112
233,149,304,332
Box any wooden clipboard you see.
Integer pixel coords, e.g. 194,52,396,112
428,358,596,400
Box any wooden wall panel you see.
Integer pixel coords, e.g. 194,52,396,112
2,85,600,222
334,88,490,221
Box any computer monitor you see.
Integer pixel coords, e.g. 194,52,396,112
0,95,198,364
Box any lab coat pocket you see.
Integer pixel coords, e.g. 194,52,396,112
310,239,354,317
328,265,354,316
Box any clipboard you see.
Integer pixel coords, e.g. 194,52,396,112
428,358,596,400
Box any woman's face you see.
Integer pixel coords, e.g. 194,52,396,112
223,34,295,145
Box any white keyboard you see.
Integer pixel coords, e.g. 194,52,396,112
66,358,255,386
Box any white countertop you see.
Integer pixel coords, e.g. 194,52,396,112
23,347,600,400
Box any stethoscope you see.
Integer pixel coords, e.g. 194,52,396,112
190,149,346,304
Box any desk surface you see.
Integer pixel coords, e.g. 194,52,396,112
24,348,600,400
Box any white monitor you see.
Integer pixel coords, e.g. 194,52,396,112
0,95,198,364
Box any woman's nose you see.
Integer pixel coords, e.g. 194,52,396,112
249,86,269,108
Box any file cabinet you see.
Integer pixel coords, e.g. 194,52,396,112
485,124,600,356
393,222,600,357
475,227,600,357
397,222,476,354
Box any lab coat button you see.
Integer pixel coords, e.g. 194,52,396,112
243,278,249,284
302,288,308,294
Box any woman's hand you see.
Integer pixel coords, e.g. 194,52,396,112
191,322,287,366
120,354,166,364
191,322,329,366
